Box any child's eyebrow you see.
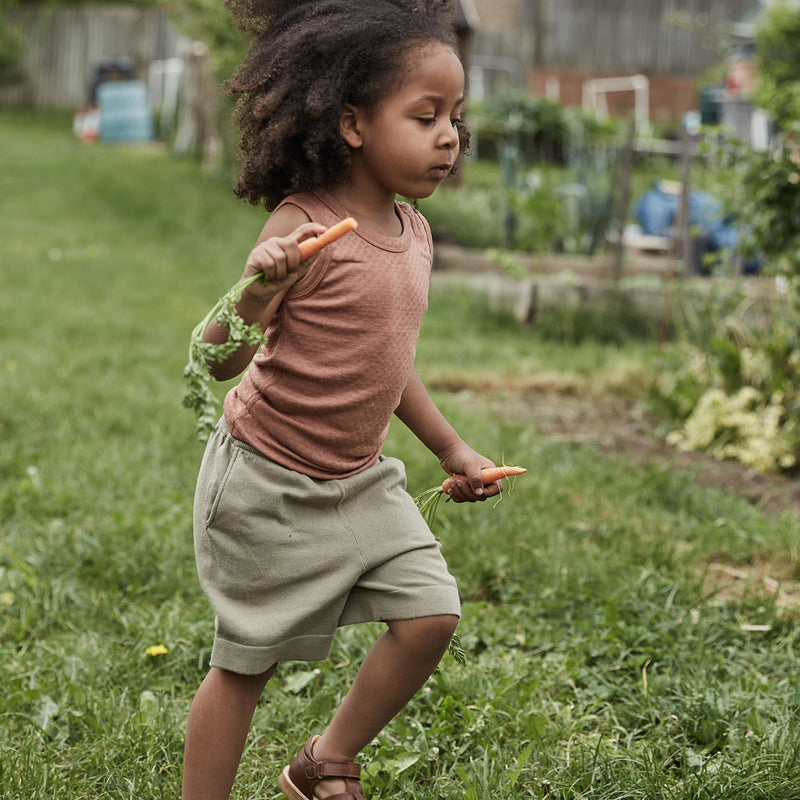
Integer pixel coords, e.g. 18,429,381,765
416,94,466,107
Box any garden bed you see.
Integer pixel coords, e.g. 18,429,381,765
432,243,780,325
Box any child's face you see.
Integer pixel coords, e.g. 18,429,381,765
351,43,465,200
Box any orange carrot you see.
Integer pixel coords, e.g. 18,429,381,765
441,465,527,495
298,216,358,260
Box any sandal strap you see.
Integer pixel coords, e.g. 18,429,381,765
287,735,366,800
302,759,361,781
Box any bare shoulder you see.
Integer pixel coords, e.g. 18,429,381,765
255,202,313,244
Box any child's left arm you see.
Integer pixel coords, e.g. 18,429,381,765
394,368,501,503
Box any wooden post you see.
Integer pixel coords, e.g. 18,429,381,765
675,127,693,276
612,119,636,283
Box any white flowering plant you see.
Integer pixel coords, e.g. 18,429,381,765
665,386,797,473
651,293,800,473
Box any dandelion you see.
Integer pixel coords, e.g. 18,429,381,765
146,643,169,658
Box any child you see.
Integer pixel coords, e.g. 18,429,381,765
182,2,503,798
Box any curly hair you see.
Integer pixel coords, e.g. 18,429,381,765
224,0,470,209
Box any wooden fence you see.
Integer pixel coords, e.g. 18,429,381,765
471,0,755,97
0,5,184,108
535,0,754,75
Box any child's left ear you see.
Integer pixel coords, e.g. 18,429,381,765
339,105,363,149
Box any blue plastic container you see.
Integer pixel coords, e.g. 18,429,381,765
98,80,154,143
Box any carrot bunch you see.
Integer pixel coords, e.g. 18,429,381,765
183,217,357,440
415,465,527,527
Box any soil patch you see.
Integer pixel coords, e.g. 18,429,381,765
525,390,800,517
431,377,800,518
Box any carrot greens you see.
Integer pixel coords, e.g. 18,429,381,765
182,217,357,441
182,272,265,441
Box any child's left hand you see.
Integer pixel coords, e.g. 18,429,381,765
438,443,502,503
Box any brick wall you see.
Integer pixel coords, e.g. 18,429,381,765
529,69,700,122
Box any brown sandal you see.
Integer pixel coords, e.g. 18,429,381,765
278,735,367,800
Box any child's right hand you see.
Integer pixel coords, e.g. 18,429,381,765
240,221,327,304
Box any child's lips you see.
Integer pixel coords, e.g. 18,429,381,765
430,164,452,179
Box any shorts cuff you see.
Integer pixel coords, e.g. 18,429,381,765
338,585,461,627
209,631,335,675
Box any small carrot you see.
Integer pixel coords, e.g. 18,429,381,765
441,465,527,496
415,464,527,528
298,216,357,260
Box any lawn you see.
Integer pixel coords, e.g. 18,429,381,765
1,110,798,799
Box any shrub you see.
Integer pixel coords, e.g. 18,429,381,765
420,185,506,249
651,287,800,472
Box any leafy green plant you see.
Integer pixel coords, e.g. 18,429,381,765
710,5,800,273
549,299,655,345
505,173,569,253
470,88,616,164
419,184,506,249
0,10,23,85
443,88,623,254
665,386,797,472
752,2,800,133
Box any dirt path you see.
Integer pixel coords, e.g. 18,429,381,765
526,390,800,518
431,376,800,518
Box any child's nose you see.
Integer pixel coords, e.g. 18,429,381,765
439,122,459,149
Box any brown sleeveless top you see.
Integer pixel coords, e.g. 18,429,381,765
223,189,433,478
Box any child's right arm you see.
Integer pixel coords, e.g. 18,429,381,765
203,204,326,381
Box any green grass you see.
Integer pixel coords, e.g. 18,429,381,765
1,110,799,799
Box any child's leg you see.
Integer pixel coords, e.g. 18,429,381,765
182,664,276,800
309,614,458,792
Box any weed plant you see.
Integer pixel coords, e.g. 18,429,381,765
1,111,798,799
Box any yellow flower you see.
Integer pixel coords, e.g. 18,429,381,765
146,644,169,658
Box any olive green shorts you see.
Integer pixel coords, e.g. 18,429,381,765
193,420,461,675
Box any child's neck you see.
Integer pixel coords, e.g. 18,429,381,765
327,182,403,238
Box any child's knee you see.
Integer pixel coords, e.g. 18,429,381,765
388,614,458,653
209,663,277,700
429,613,459,642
